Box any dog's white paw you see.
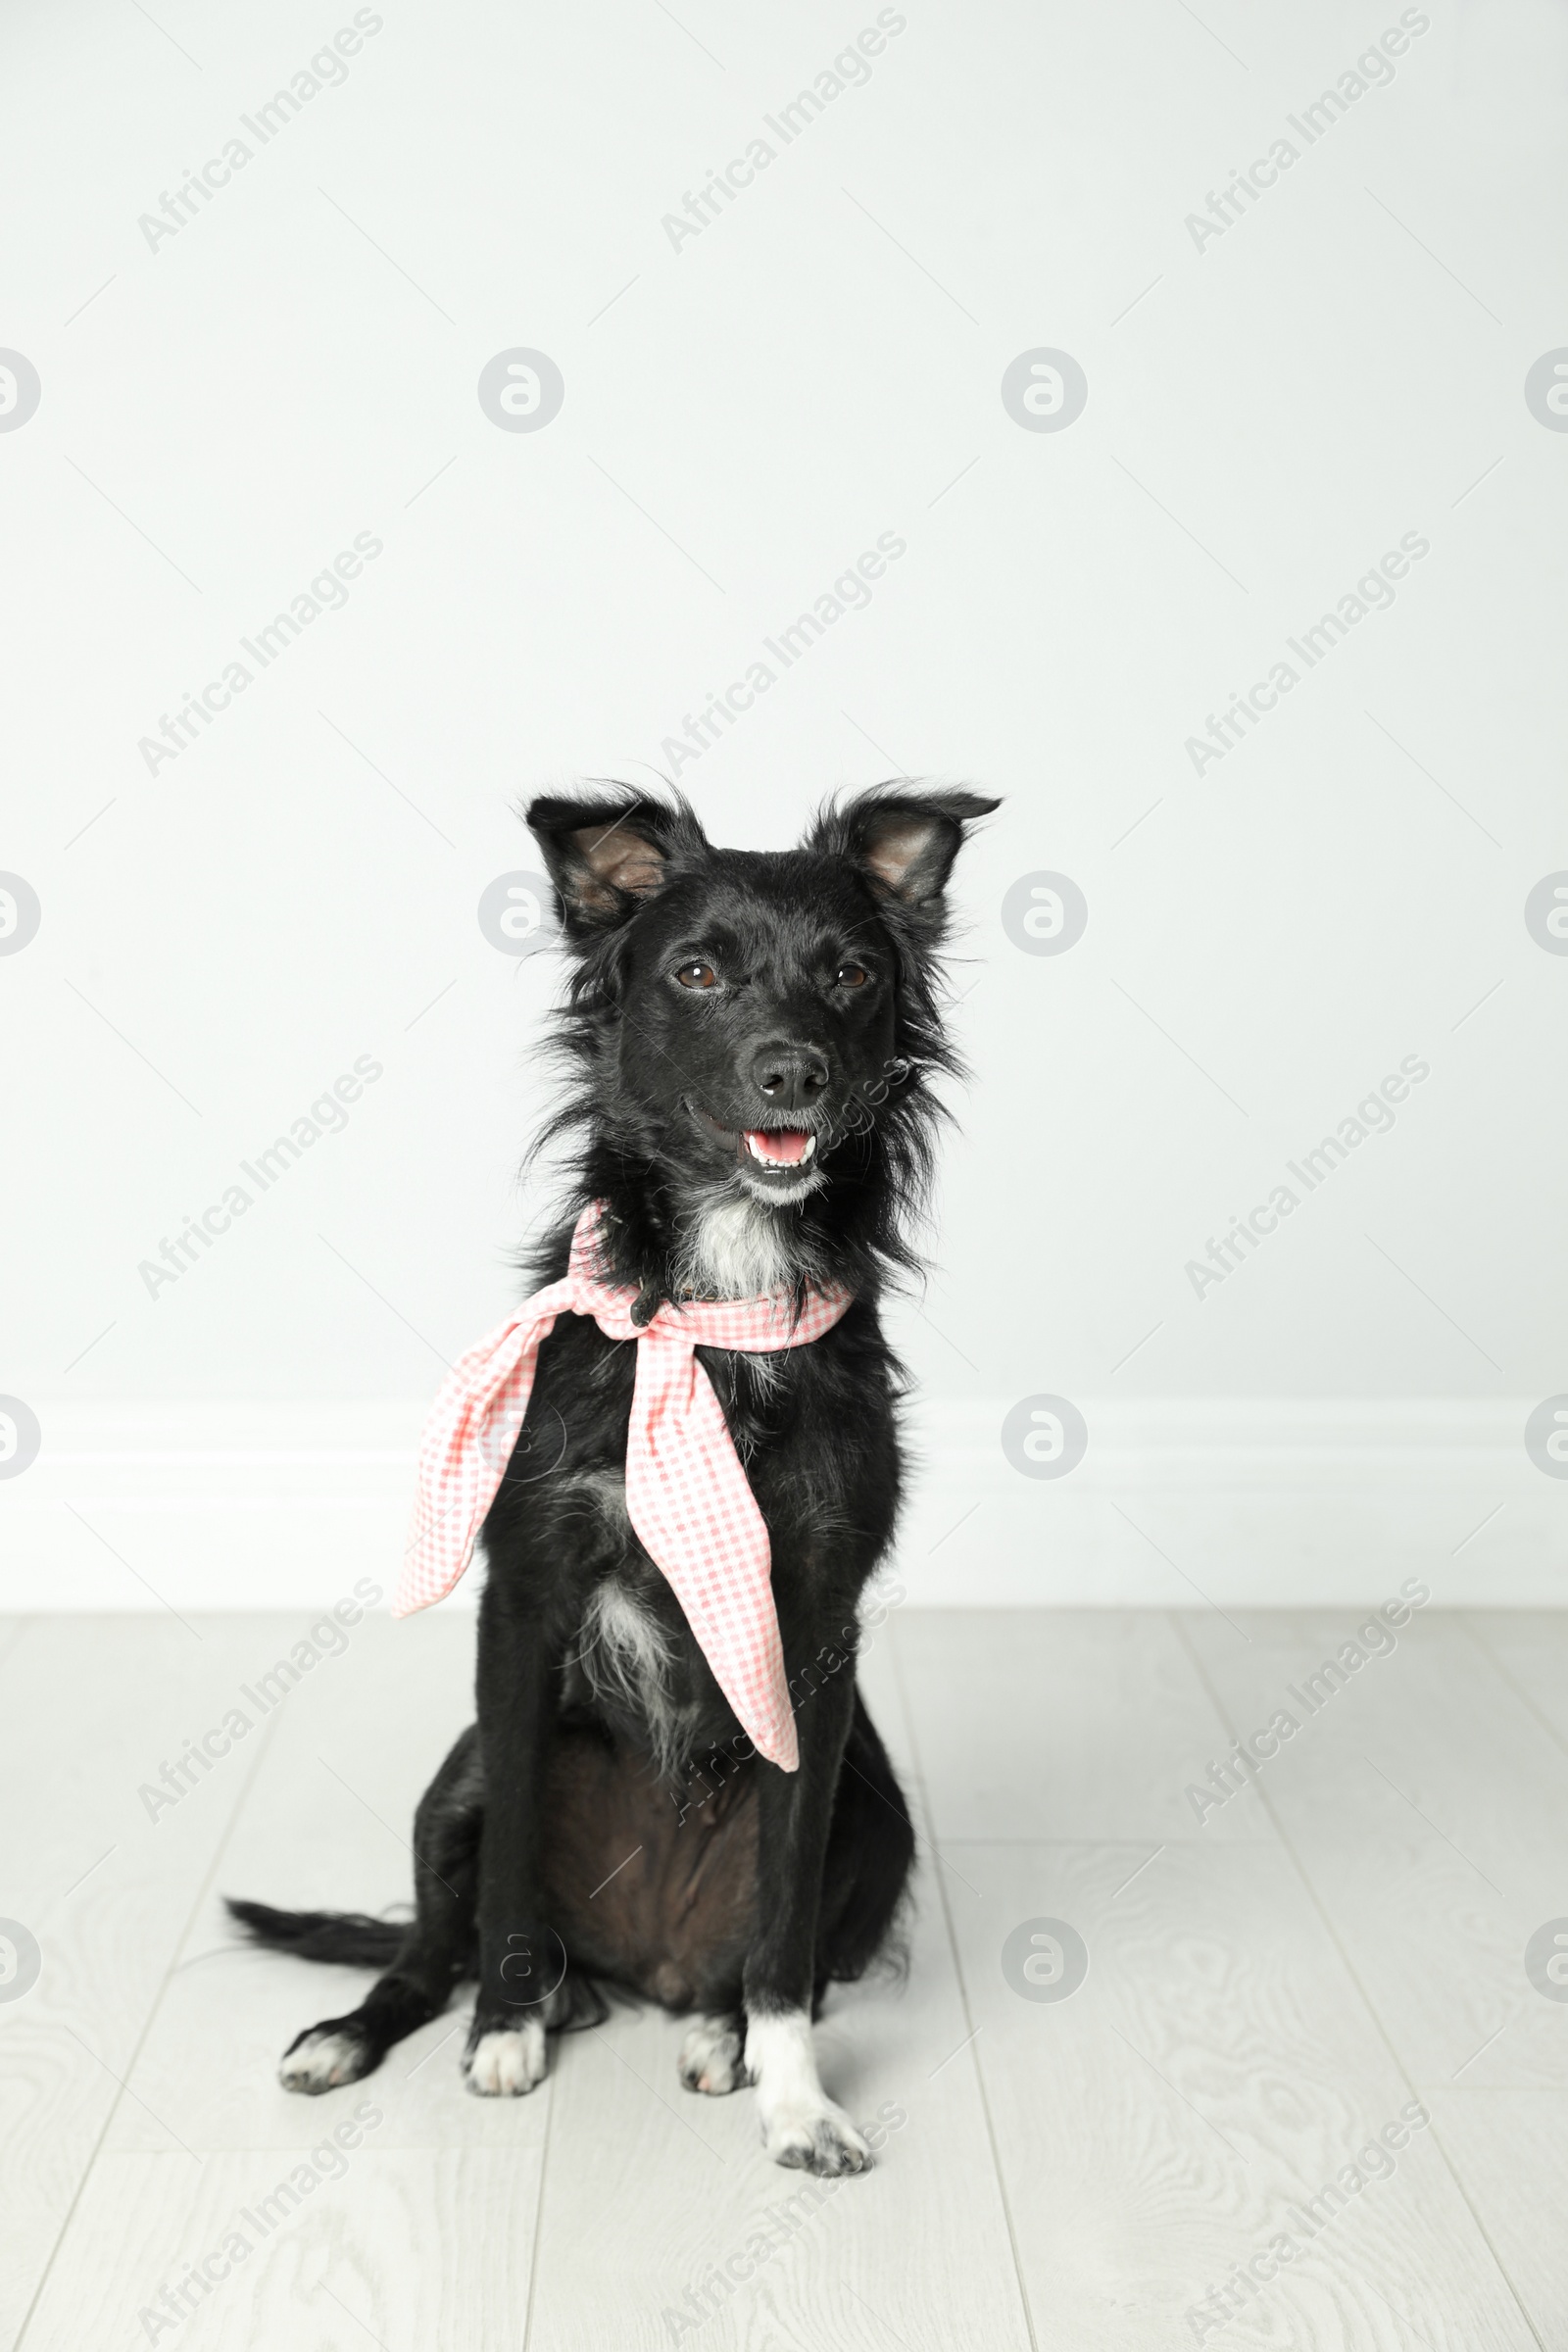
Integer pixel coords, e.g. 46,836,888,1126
464,2021,548,2096
746,2008,871,2177
679,2015,744,2096
278,2026,369,2094
760,2094,872,2177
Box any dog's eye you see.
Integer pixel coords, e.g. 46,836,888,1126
675,960,718,990
835,963,869,989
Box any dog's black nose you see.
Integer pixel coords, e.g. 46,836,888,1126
750,1043,828,1110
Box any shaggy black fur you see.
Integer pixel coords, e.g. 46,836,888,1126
227,781,996,2174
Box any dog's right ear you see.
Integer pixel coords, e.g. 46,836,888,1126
525,793,700,937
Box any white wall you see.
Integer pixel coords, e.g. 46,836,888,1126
4,0,1567,1607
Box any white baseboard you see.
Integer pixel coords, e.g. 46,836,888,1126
896,1398,1567,1610
2,1398,1563,1613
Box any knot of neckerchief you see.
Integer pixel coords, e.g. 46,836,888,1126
393,1200,854,1770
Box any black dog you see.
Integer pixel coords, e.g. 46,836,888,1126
229,782,996,2176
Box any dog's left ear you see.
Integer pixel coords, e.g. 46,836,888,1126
809,787,1000,913
525,792,703,937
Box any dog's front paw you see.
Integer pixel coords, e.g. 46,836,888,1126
679,2015,744,2096
760,2095,871,2178
464,2019,548,2096
278,2021,372,2094
745,2009,872,2177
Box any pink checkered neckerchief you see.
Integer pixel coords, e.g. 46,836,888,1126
393,1200,853,1771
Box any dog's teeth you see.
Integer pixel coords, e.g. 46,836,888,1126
745,1133,815,1165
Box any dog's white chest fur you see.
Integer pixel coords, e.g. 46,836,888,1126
573,1571,692,1773
677,1194,796,1299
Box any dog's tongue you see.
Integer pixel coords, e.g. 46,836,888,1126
745,1128,811,1165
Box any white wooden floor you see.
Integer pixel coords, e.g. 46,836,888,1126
4,1606,1567,2351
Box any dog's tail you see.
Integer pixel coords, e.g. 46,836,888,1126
223,1896,408,1969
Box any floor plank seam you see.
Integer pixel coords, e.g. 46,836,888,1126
886,1619,1041,2352
1169,1608,1551,2352
9,1698,285,2352
1456,1616,1568,1769
517,2042,556,2351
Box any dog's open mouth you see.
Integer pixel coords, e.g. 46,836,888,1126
687,1102,820,1179
744,1127,815,1167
